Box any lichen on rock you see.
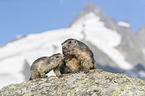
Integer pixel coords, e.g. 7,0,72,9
0,69,145,96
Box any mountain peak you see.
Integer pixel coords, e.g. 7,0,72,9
69,3,117,30
69,3,105,26
82,2,101,14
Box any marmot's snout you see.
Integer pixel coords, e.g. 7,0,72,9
63,49,70,55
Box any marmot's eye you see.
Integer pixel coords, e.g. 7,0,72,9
68,41,71,44
56,56,59,58
63,46,65,49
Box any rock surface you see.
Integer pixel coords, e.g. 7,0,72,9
0,69,145,96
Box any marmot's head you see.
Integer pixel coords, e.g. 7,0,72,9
49,53,63,63
61,38,80,56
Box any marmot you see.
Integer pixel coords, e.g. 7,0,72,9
29,53,63,80
61,38,96,73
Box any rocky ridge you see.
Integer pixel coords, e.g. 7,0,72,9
0,69,145,96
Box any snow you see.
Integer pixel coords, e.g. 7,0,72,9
0,73,24,89
118,21,130,27
139,70,145,77
142,49,145,55
0,12,133,89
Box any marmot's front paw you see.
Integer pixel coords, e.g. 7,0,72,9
58,74,63,78
84,68,89,73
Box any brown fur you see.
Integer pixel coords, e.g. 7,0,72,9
61,38,96,73
53,58,71,77
29,53,63,80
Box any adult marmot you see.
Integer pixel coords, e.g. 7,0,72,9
29,53,63,80
61,38,96,73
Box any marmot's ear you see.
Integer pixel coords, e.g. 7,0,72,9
68,41,72,44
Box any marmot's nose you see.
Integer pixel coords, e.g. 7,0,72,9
67,50,70,54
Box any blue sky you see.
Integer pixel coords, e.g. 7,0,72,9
0,0,145,46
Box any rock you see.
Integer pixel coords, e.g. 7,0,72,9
0,69,145,96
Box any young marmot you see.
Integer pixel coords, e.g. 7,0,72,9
29,53,63,80
61,38,96,73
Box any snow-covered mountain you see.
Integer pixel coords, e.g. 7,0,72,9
0,3,145,89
